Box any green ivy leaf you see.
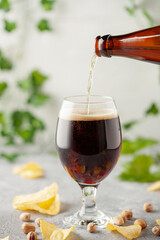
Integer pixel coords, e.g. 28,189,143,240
145,103,159,116
0,111,45,144
28,92,50,106
0,113,3,123
0,113,15,145
31,70,48,88
125,7,135,16
12,111,45,142
142,9,154,27
31,117,45,130
12,111,45,129
122,120,138,130
18,70,48,91
0,82,7,96
41,0,56,11
18,77,32,92
0,153,19,162
16,129,35,143
118,154,160,182
121,138,158,154
154,154,160,166
0,0,11,12
0,50,13,70
37,19,52,31
4,20,17,32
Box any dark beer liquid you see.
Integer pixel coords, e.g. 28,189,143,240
56,109,122,185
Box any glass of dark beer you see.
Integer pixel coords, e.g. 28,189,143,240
56,95,122,227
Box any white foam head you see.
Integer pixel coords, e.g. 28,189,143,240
59,108,118,121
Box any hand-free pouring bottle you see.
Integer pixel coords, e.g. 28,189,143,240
95,26,160,64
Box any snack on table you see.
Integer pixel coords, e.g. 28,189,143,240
21,223,36,234
152,226,160,236
35,218,41,227
0,237,9,240
87,222,96,233
143,202,153,212
113,216,124,226
134,219,147,229
13,162,44,179
156,219,160,226
119,214,127,222
20,212,31,222
147,181,160,191
40,219,75,240
106,223,142,240
13,183,60,215
121,210,133,219
27,231,37,240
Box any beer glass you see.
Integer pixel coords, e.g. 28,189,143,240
56,95,122,227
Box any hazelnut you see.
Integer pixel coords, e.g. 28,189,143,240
121,210,133,219
20,212,31,222
87,222,96,233
27,231,37,240
21,223,36,234
119,214,127,222
152,226,160,236
35,218,41,227
144,202,153,212
113,216,124,226
134,219,147,229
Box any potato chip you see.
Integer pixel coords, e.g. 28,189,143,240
13,162,43,179
13,183,60,215
0,237,9,240
156,219,160,225
147,181,160,191
50,230,64,240
40,219,75,240
107,223,141,239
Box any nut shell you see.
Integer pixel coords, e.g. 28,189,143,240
21,223,36,234
121,210,133,219
20,212,31,222
134,219,147,229
113,216,124,226
144,202,153,212
27,231,37,240
35,218,41,227
119,214,127,222
152,226,160,236
87,222,96,233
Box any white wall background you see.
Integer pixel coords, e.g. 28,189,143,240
1,0,160,146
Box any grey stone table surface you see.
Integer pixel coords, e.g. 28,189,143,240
0,147,160,240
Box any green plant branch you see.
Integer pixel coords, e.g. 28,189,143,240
0,0,57,154
121,1,160,183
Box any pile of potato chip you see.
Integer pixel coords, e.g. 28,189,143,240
13,162,44,179
13,183,60,215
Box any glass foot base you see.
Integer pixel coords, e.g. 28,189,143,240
63,210,113,228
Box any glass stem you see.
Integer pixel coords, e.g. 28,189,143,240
79,185,98,220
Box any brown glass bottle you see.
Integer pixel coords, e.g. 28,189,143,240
95,26,160,64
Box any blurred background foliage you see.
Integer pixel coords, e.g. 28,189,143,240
119,0,160,182
0,0,56,160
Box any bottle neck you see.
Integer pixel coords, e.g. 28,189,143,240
95,35,113,57
95,26,160,64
